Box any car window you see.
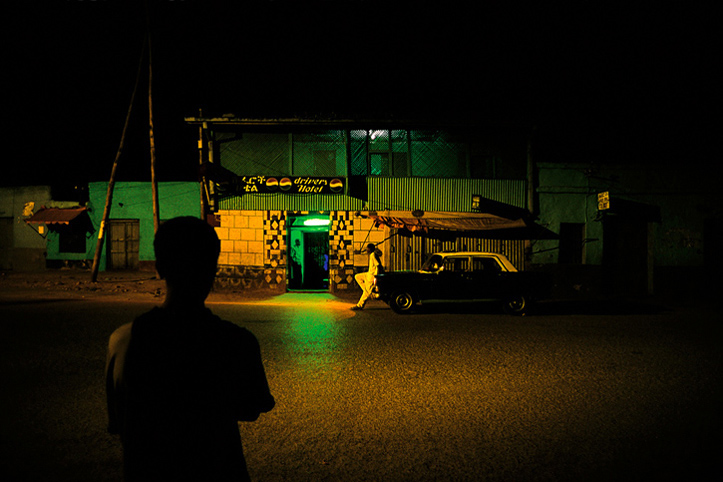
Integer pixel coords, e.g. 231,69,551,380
422,254,444,272
472,257,502,273
443,257,468,273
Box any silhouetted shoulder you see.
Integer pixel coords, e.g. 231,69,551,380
108,322,132,355
129,307,259,352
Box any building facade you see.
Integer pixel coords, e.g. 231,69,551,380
531,162,720,296
86,182,201,271
0,185,53,271
21,182,200,272
186,117,534,292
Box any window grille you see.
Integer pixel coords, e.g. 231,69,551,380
218,132,289,176
410,130,467,177
217,127,473,179
350,130,368,176
292,130,346,176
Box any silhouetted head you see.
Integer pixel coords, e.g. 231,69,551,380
365,243,375,254
154,216,220,302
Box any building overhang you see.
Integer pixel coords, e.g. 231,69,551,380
24,207,87,225
184,116,528,131
366,210,558,240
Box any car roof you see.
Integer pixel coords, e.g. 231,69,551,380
429,252,517,271
431,251,503,257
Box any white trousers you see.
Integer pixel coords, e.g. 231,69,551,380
355,272,374,307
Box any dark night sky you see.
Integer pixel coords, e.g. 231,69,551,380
5,0,716,191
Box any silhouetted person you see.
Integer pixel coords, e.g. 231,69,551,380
105,216,275,481
290,238,302,289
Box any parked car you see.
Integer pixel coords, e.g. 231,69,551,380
373,251,550,315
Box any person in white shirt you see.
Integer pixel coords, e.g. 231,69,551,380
352,243,382,311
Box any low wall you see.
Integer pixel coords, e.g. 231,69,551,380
214,265,286,291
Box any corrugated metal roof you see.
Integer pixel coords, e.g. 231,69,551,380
24,207,87,225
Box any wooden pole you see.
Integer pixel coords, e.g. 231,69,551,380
527,126,536,216
198,109,208,220
206,126,216,213
525,126,536,271
90,38,146,282
147,10,160,236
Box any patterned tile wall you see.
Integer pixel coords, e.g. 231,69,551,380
329,211,356,291
264,211,286,288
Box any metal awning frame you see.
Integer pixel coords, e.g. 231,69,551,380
363,210,558,240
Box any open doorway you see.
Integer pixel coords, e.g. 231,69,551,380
601,198,659,296
286,212,330,291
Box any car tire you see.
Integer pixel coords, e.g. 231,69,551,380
389,291,415,314
503,294,528,316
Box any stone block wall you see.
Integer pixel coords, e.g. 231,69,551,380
216,210,266,267
214,210,286,290
352,215,388,270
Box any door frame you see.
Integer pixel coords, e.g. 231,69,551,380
106,219,140,270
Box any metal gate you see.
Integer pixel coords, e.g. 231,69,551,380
388,230,527,272
107,219,140,270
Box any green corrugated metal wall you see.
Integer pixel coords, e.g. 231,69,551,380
366,178,526,211
218,193,364,211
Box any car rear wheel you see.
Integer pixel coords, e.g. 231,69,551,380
503,294,528,316
389,291,415,314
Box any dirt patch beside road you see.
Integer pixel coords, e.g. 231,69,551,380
0,270,284,303
1,270,164,299
0,270,360,304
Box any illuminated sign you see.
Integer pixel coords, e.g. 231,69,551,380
238,176,345,194
597,191,610,210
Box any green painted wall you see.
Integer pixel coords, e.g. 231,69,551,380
47,182,200,271
532,162,713,268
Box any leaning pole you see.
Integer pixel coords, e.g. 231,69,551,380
90,38,146,283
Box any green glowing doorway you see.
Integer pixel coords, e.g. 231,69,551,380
287,213,330,291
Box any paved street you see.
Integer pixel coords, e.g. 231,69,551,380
1,285,721,481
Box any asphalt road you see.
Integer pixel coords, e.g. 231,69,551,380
1,289,721,481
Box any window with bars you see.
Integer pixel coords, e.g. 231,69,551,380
218,132,290,176
292,131,346,176
58,227,87,253
215,127,506,179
